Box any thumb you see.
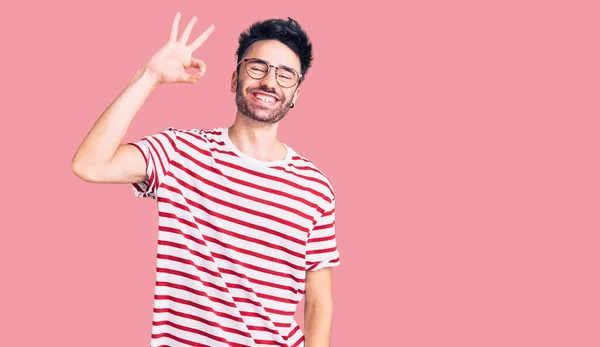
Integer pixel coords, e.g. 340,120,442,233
190,58,207,75
184,58,206,84
183,72,202,84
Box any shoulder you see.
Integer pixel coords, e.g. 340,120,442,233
162,126,225,145
286,149,336,203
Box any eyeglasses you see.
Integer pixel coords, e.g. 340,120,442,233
237,58,302,88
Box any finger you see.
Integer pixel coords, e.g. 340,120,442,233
169,12,181,41
190,72,204,84
189,24,215,52
189,58,207,75
181,71,204,84
179,16,198,44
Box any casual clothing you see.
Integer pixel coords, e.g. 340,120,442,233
129,127,340,347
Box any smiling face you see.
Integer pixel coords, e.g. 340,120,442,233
231,40,302,124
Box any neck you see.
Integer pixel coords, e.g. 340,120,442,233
228,113,287,162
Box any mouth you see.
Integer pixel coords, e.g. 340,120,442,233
251,92,280,106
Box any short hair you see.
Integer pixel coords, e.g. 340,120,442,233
235,17,313,82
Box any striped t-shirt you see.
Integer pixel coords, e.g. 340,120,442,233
129,126,340,347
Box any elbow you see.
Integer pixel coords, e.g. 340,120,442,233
305,296,334,313
72,161,91,182
72,158,99,182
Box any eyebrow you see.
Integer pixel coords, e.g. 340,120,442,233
256,58,298,73
279,65,296,73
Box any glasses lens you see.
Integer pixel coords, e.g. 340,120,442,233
246,59,268,79
276,67,298,88
245,59,299,87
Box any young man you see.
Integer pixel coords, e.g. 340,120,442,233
72,12,340,347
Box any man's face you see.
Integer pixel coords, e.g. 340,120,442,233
232,40,301,124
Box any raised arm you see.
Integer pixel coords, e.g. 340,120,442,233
72,12,214,183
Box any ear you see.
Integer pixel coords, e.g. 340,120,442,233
230,71,238,93
292,87,301,104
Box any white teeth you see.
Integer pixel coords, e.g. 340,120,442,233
255,94,276,103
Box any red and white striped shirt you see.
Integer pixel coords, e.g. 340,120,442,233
129,127,340,347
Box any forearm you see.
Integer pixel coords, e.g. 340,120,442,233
304,299,334,347
72,67,159,172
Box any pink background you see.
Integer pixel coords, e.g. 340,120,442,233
2,0,599,346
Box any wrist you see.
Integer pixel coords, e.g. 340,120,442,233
131,66,161,89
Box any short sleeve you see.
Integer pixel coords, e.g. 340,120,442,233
128,127,178,199
306,199,340,271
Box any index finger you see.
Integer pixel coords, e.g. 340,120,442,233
169,12,182,41
189,24,215,52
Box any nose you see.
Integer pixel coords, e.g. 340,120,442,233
260,66,279,90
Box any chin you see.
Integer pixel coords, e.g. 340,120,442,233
246,111,282,124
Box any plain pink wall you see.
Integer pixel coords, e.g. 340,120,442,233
2,0,599,346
